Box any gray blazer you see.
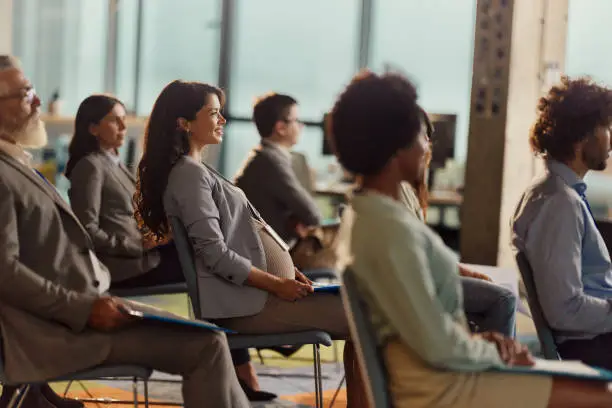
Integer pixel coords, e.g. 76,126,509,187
291,151,314,194
164,156,268,319
68,152,158,282
235,141,322,242
0,152,110,383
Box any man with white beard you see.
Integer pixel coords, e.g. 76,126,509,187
0,56,80,408
0,56,249,408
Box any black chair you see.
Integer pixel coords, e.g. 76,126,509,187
515,252,561,360
0,362,153,408
341,268,392,407
170,216,333,408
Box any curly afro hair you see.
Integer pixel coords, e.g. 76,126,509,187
328,71,421,176
531,76,612,162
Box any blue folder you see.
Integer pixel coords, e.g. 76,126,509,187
313,283,341,294
125,309,237,334
321,217,341,227
491,359,612,381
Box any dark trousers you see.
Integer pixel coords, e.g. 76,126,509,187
231,348,251,366
461,277,517,337
557,332,612,370
111,243,184,289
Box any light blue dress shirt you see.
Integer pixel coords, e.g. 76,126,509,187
512,160,612,342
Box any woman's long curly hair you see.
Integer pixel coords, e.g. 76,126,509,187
65,94,124,179
415,106,434,215
134,80,225,242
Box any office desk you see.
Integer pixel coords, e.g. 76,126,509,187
428,190,463,207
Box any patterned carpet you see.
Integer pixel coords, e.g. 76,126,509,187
60,356,347,407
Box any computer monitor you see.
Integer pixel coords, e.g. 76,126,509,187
321,112,333,156
428,113,457,167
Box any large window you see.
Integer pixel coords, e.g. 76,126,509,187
565,0,612,209
223,122,328,180
229,0,360,121
370,0,478,162
114,0,140,112
132,0,222,115
223,0,360,175
12,0,108,115
11,0,481,177
565,0,612,83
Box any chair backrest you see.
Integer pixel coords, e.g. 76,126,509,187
169,216,202,316
341,268,392,408
515,252,561,360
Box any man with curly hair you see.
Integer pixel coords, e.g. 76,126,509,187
512,76,612,368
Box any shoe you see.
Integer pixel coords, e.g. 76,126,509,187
238,379,277,402
262,345,302,358
40,384,84,408
0,385,55,408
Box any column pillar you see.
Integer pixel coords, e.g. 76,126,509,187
460,0,569,266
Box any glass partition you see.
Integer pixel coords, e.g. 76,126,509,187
228,0,361,122
370,0,478,162
132,0,222,115
566,0,612,217
12,0,108,115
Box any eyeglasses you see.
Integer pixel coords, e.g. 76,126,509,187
283,118,304,125
0,87,37,104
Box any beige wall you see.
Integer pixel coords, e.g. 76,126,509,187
0,0,13,54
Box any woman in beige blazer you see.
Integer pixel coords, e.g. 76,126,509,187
134,80,367,407
66,95,183,288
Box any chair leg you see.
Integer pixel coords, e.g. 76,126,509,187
256,349,265,365
76,381,96,400
313,344,323,408
333,341,340,363
187,296,194,319
143,378,150,408
62,380,73,397
313,345,320,408
329,374,346,408
132,378,139,408
10,385,30,408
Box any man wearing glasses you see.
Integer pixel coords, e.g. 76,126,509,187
235,93,322,243
0,55,249,408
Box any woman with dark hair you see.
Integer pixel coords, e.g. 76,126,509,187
330,71,612,408
66,94,183,288
398,107,433,215
135,80,367,406
399,107,518,338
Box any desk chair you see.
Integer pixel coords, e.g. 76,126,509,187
515,252,561,360
341,268,392,408
0,357,152,408
169,217,333,408
291,151,315,195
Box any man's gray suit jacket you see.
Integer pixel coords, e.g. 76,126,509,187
234,142,321,242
